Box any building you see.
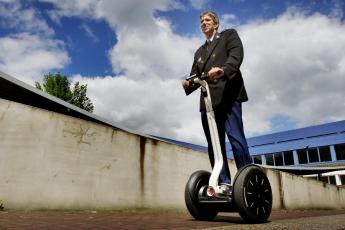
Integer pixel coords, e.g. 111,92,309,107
226,120,345,186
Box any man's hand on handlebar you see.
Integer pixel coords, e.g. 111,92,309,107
182,67,223,89
208,67,224,80
182,79,190,89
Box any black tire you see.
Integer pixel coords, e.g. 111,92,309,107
184,170,218,220
233,165,272,223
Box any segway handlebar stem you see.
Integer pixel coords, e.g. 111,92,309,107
186,73,224,196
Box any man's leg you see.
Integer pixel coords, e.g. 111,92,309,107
201,110,231,184
224,101,252,169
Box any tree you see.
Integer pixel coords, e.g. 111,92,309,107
35,73,72,101
70,82,94,113
35,73,94,113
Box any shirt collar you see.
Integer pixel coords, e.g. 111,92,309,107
208,30,217,43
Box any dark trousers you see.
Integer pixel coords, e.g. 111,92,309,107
201,101,252,184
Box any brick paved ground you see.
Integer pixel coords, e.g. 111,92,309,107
0,209,345,230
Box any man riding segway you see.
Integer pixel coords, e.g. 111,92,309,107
182,11,272,223
183,11,251,198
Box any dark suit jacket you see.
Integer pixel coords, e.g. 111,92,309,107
185,29,248,111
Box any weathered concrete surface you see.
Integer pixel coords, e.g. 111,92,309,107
0,98,213,210
265,169,345,210
279,170,345,209
0,98,345,211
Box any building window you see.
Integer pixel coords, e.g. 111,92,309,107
334,143,345,160
319,146,332,162
340,175,345,185
283,151,294,165
266,154,274,166
274,152,284,166
329,176,336,185
253,155,262,164
297,149,308,164
308,148,319,163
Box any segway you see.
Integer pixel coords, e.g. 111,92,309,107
184,73,272,223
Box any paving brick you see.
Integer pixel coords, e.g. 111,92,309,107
0,209,345,230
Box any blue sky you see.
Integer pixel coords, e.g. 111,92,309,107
1,0,345,145
5,0,342,77
30,0,116,76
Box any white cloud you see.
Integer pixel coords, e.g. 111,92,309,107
0,0,69,84
219,14,239,30
0,0,54,36
189,0,210,10
238,9,345,136
39,0,98,23
109,18,200,79
40,0,180,26
71,74,205,145
0,33,70,84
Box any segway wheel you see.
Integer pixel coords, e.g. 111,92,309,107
184,170,218,220
233,165,272,223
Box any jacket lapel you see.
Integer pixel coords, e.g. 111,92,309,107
201,32,220,71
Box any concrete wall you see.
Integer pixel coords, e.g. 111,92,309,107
266,169,345,210
0,98,213,210
0,98,345,211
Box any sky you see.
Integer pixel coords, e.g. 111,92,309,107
1,0,345,146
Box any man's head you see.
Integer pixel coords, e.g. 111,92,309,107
200,11,219,39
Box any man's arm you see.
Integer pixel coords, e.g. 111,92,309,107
221,29,244,80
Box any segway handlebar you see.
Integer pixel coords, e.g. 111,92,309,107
186,73,208,83
186,69,223,84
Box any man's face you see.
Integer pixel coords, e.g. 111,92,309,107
200,14,218,36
